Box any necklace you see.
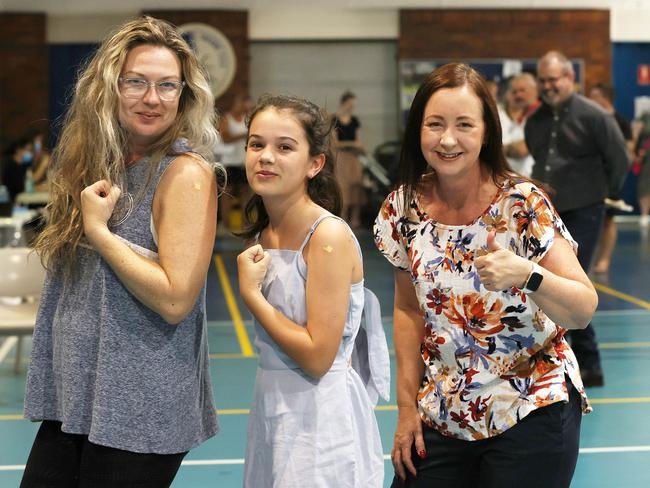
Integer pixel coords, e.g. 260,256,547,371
108,191,134,227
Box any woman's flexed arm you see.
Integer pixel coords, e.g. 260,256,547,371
81,154,218,324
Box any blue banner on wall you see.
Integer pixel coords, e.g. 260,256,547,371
48,43,98,147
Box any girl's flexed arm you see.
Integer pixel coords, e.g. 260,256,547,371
238,218,359,378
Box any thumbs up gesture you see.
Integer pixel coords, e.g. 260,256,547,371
474,230,530,292
486,229,503,253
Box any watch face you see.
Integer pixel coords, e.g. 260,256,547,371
527,272,544,292
179,23,237,99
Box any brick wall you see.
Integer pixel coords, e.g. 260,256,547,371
145,10,249,112
0,13,48,152
400,9,611,89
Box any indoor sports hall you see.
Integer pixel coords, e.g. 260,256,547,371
1,1,650,487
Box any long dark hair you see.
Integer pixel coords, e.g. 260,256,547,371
237,94,342,240
399,63,511,211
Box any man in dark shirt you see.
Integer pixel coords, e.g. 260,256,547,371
525,51,630,387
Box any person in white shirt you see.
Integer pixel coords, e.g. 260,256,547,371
214,94,252,230
499,73,539,177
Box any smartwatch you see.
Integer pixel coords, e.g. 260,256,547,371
522,262,544,294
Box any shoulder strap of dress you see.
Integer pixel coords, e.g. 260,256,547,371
297,214,363,258
297,214,339,253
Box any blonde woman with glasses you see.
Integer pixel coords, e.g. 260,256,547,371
21,16,223,488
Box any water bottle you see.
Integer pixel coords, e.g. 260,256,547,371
24,169,35,193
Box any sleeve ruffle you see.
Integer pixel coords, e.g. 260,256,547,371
373,189,410,270
510,182,578,263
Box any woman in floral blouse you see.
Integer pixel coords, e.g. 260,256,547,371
374,63,597,488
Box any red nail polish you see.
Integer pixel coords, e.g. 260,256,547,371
418,450,426,459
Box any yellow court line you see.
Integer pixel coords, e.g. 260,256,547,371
4,397,650,421
217,408,251,415
593,282,650,310
214,255,254,357
375,405,398,411
589,397,650,404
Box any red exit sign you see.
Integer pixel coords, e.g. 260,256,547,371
639,64,650,85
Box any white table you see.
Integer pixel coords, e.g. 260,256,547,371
15,191,49,206
0,210,39,247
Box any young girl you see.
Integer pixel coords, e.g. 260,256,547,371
237,95,389,487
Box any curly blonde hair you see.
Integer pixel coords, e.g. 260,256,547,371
35,16,223,271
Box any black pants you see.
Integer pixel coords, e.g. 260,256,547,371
20,421,187,488
392,381,582,488
560,204,605,373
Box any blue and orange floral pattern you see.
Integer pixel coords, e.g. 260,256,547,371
374,179,591,441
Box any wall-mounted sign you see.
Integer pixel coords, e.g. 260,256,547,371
179,23,237,98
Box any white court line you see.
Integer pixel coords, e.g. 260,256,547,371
182,459,245,465
579,446,650,454
0,337,18,364
3,446,650,472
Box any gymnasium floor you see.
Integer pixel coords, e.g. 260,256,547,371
1,222,649,487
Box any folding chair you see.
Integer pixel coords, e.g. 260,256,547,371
0,248,46,373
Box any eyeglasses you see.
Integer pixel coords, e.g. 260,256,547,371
118,77,185,101
537,75,565,86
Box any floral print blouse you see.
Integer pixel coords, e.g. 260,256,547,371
374,178,591,441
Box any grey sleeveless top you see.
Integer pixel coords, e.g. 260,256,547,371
24,141,219,454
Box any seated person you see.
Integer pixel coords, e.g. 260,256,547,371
2,136,35,202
